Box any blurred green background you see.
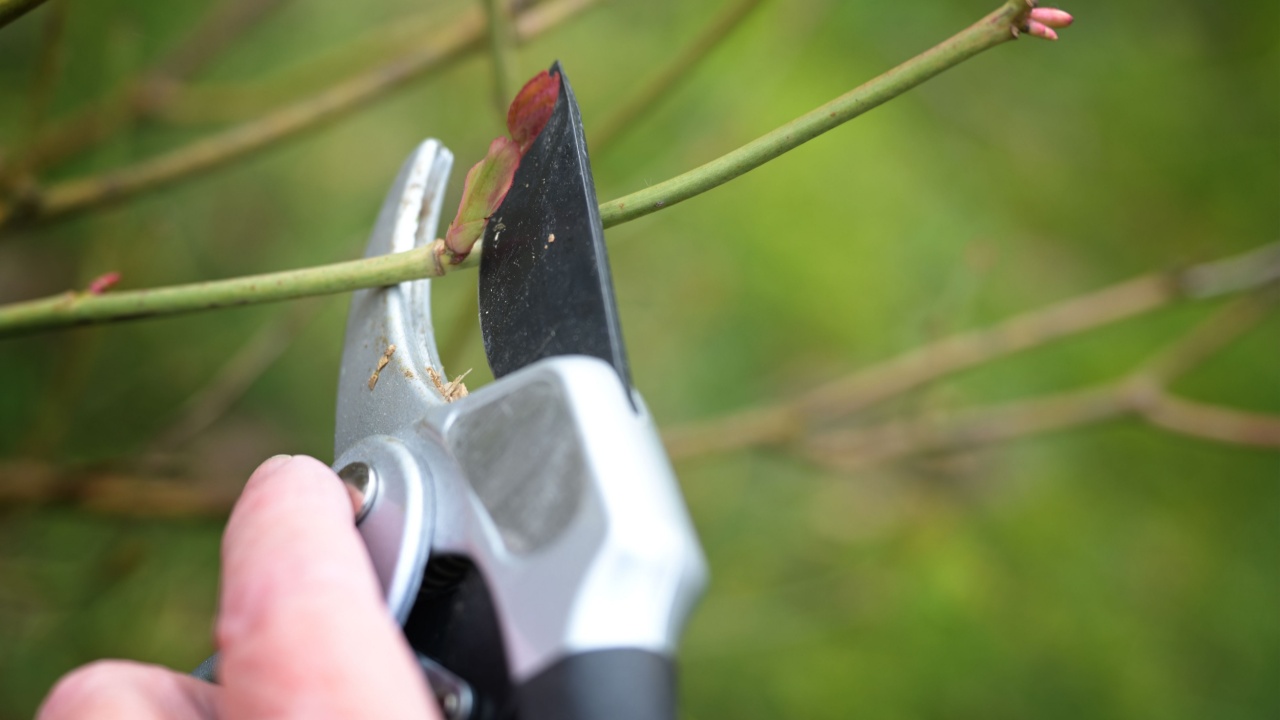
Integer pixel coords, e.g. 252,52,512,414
1,0,1277,717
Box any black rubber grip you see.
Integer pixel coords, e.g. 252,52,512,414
515,650,676,720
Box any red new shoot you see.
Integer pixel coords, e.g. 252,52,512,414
86,272,122,295
437,70,560,269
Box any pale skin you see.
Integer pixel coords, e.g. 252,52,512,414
36,455,444,720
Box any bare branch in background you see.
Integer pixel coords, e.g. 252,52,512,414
4,0,291,184
157,4,567,123
0,0,599,230
148,301,322,452
9,262,1271,511
151,0,289,82
664,244,1280,460
482,0,520,118
0,459,239,517
1142,396,1280,449
802,385,1130,472
793,293,1280,472
592,0,764,152
23,0,67,138
6,257,1278,517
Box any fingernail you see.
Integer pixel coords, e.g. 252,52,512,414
257,454,294,474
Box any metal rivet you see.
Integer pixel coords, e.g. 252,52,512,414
337,462,377,522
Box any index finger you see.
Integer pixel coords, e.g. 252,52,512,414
215,455,438,719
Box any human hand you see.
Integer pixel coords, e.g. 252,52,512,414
37,455,442,720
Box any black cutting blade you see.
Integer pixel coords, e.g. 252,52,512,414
479,62,631,390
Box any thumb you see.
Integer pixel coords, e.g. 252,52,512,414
215,455,439,719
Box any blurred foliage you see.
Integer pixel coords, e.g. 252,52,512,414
1,0,1277,718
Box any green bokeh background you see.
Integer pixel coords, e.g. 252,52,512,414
1,0,1277,717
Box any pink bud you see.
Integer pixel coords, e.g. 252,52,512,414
1029,8,1074,28
1026,20,1059,41
87,271,121,295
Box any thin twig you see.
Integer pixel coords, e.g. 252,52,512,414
24,0,67,138
1138,292,1277,386
804,387,1280,474
803,385,1129,472
158,13,445,124
149,301,321,451
481,0,519,117
0,459,239,517
597,0,1040,228
1142,395,1280,449
592,0,764,152
152,0,289,82
0,245,464,338
159,0,582,125
8,297,1278,517
0,0,49,30
802,294,1280,472
663,243,1280,460
5,0,290,182
0,0,597,229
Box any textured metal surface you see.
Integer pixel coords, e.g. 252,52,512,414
447,378,585,555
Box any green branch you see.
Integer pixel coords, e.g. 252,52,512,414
0,0,1059,338
591,0,765,152
598,0,1035,227
0,246,474,337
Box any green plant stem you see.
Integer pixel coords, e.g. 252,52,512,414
598,0,1031,228
0,0,49,30
481,0,519,117
0,0,1044,337
0,246,477,338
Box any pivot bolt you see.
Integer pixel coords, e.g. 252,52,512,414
337,461,378,523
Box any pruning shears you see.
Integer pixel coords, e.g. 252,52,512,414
193,63,707,719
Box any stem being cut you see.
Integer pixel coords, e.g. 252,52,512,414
0,246,449,337
0,1,1073,337
439,68,560,266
